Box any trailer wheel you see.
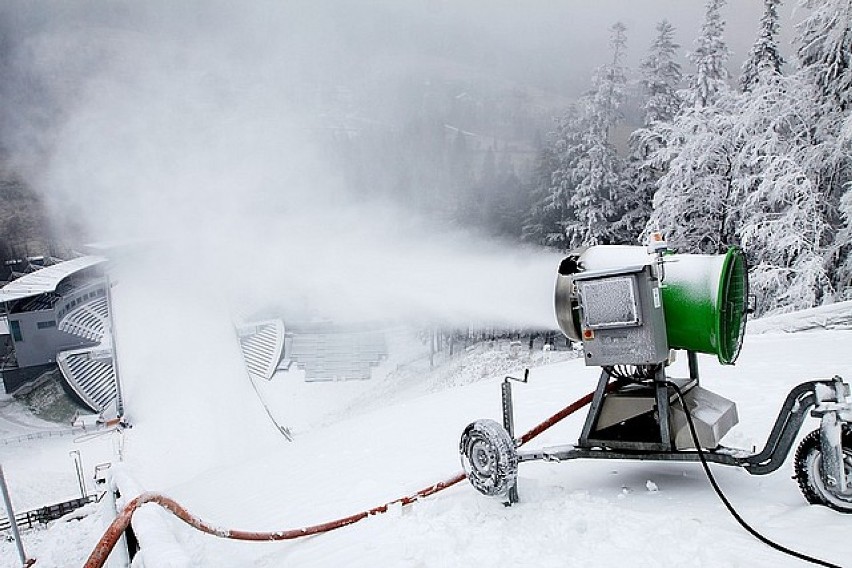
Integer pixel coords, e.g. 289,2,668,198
460,419,518,497
794,428,852,513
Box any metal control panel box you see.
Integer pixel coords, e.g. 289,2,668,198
573,264,669,366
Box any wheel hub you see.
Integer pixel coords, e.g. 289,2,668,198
471,441,496,474
812,449,852,503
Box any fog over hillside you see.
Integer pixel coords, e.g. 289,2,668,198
0,1,813,324
0,1,795,178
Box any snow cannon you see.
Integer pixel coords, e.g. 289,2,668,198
460,235,852,519
554,244,748,365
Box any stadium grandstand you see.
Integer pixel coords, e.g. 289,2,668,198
0,256,119,416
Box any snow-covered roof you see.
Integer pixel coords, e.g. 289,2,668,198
0,256,106,304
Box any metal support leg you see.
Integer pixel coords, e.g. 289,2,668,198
687,351,699,383
578,369,612,446
70,450,87,499
0,464,30,567
506,479,519,505
502,379,519,505
502,380,515,441
819,412,849,495
654,366,673,450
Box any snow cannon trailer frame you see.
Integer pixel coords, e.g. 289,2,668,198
459,244,852,512
461,363,852,511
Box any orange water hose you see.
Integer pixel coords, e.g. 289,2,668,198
84,385,605,567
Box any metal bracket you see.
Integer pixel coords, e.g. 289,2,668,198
811,376,852,421
502,369,529,439
812,376,852,495
743,378,850,476
502,369,528,505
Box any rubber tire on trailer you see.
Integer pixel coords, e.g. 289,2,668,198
794,427,852,513
459,419,518,497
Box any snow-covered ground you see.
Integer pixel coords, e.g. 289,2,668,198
2,321,852,567
0,403,115,568
748,299,852,334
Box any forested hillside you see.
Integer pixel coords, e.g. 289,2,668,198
523,0,852,316
0,168,53,274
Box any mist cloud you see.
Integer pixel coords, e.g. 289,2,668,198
0,0,793,331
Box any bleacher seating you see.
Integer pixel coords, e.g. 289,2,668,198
237,320,285,381
286,323,387,381
57,296,108,342
56,349,116,413
236,320,388,382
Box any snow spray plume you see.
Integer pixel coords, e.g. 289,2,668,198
3,2,566,331
0,3,567,484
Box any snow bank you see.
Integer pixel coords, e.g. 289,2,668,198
748,300,852,334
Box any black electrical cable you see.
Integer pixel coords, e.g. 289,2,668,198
603,365,660,382
665,381,841,568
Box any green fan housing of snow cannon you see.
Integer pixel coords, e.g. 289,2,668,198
660,246,748,365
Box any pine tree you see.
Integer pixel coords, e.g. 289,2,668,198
795,0,852,298
730,73,834,313
640,20,683,125
646,102,736,253
489,149,524,238
588,22,628,140
521,143,565,247
838,189,852,296
544,107,586,249
615,20,682,244
796,0,852,110
647,3,735,252
564,22,628,247
685,0,732,108
740,0,785,92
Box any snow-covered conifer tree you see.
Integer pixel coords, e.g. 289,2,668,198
647,3,735,252
615,20,682,244
838,189,852,296
540,108,585,250
563,22,628,247
586,22,628,140
795,0,852,299
740,0,785,92
730,73,834,313
796,0,852,110
521,143,564,246
640,20,683,125
685,0,731,108
646,102,735,253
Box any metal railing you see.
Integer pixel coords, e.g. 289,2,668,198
0,427,87,446
0,494,98,533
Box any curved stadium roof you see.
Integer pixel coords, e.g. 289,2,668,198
0,256,106,303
